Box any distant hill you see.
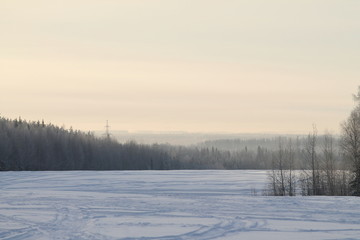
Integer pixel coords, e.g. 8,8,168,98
94,130,297,146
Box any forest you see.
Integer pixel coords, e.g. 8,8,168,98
0,117,172,171
0,115,358,196
1,89,360,196
0,116,343,172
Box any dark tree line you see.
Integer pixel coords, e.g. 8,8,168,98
0,115,348,172
0,115,307,171
0,117,172,171
0,116,275,171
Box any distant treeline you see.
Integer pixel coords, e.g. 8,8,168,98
0,117,171,171
0,115,345,172
1,116,268,171
0,116,271,170
200,137,340,153
0,116,314,171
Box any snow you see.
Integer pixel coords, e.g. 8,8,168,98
1,170,360,240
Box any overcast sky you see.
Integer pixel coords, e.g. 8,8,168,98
1,0,359,134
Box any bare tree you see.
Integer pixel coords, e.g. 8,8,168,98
337,151,352,196
341,106,360,196
267,137,296,196
268,137,286,196
321,132,336,195
303,124,320,195
286,139,296,196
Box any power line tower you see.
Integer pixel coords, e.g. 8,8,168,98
104,120,111,139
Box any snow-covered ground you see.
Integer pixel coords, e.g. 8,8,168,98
1,170,359,240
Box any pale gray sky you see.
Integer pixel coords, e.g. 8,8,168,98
1,0,359,133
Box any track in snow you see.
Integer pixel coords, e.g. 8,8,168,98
1,170,360,240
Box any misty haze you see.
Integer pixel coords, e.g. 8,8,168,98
1,1,360,239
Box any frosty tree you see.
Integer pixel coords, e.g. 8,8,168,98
341,87,360,196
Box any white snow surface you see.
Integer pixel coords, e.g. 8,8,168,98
1,170,360,240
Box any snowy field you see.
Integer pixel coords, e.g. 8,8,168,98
1,170,360,240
